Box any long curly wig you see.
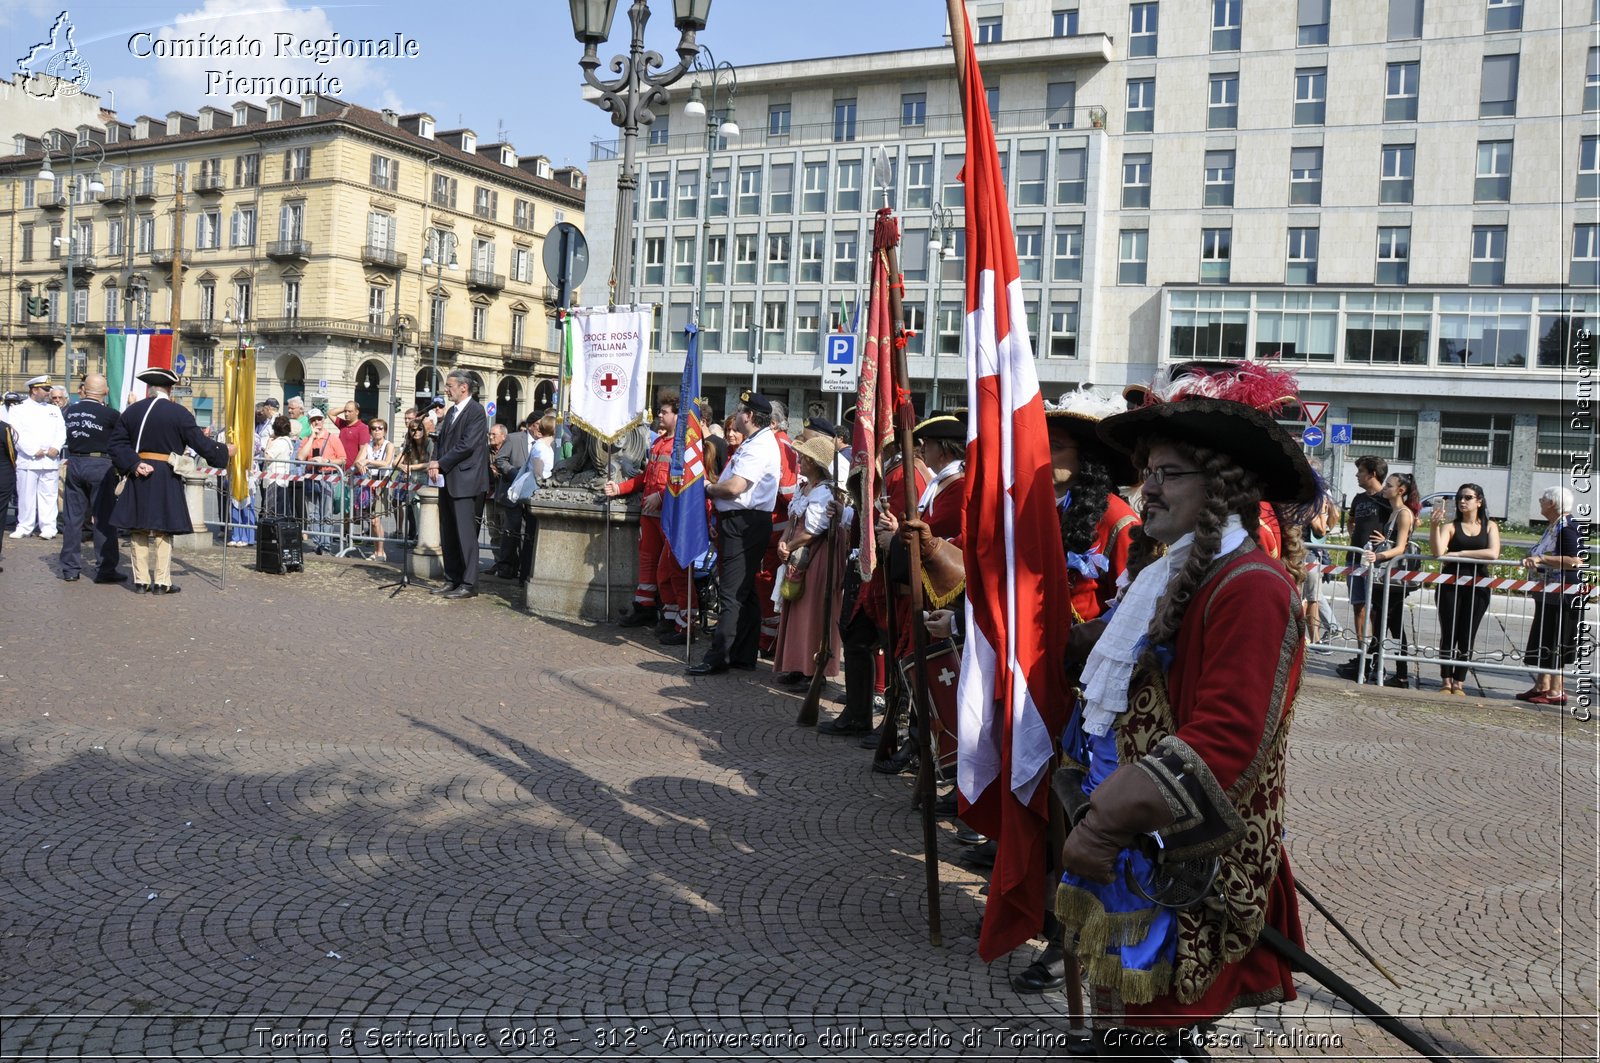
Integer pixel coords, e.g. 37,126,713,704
1059,452,1116,558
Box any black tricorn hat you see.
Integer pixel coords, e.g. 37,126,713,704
137,366,180,387
912,413,965,442
1097,398,1317,504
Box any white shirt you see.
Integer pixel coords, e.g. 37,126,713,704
531,436,555,480
8,397,66,470
717,426,781,512
792,479,835,536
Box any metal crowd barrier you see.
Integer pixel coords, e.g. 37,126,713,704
1302,539,1592,695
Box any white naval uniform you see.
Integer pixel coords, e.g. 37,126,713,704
6,398,66,537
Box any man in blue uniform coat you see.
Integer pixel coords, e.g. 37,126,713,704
108,361,234,594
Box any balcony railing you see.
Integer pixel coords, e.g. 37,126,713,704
133,182,159,201
501,343,559,371
256,316,416,345
267,239,312,259
466,268,505,291
181,317,219,337
361,244,408,269
39,194,68,211
192,173,226,194
25,320,64,338
98,186,129,204
59,252,96,274
149,249,180,266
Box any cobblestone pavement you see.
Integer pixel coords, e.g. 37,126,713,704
0,538,1594,1061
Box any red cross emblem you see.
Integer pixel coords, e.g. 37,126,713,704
599,372,620,395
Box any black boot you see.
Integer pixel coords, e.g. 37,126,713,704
618,605,656,628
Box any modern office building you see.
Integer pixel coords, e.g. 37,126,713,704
585,0,1597,518
1,94,585,427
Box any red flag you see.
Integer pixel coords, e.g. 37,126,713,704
850,208,900,578
951,13,1074,962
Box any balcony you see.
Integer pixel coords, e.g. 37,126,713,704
501,343,558,372
98,186,129,205
149,249,186,268
39,194,68,212
266,239,312,260
133,182,158,202
181,318,220,337
256,316,416,345
58,252,96,275
25,319,63,339
192,173,226,195
466,268,505,292
361,244,408,270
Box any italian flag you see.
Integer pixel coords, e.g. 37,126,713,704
104,329,172,411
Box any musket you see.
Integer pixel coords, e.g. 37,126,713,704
796,486,841,727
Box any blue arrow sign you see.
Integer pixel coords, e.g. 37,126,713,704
173,353,187,376
1330,423,1353,446
1302,425,1324,448
825,334,856,365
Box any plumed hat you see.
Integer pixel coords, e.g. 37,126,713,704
1042,384,1139,487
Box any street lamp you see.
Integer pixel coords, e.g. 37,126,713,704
387,312,413,416
927,202,957,411
571,0,713,307
420,230,458,404
36,139,106,384
684,46,737,349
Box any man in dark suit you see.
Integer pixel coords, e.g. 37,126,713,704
427,368,488,599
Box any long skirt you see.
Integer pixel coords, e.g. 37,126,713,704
772,535,844,678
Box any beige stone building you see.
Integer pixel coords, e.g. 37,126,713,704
0,93,585,427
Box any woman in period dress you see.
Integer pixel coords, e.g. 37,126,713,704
770,436,846,686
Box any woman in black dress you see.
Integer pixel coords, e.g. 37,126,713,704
1428,483,1501,695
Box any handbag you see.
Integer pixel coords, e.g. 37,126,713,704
1382,511,1422,593
506,445,541,503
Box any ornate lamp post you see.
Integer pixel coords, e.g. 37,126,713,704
419,229,458,404
570,0,713,307
927,202,957,411
683,47,737,338
36,140,106,383
387,312,413,416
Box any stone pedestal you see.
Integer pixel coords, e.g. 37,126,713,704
407,486,445,580
176,471,219,551
523,494,639,624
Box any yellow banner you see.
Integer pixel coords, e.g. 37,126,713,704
223,347,256,504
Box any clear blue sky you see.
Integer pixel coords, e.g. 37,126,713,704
4,0,951,169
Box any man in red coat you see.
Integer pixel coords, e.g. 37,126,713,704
1057,368,1316,1059
603,392,683,634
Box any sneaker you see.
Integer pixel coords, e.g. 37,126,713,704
8,529,28,539
1382,674,1410,689
39,532,57,540
1335,659,1361,681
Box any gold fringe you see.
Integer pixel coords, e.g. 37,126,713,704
566,409,647,447
921,568,965,608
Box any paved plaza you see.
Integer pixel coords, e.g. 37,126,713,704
0,537,1594,1061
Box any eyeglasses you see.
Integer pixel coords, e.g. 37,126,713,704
1140,466,1205,487
1456,494,1477,502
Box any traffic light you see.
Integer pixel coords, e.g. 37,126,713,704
25,295,48,318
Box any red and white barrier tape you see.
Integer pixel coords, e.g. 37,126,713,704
1312,562,1586,596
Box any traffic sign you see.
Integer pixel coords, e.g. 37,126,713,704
485,400,497,418
317,379,328,393
1301,400,1329,426
822,333,858,394
173,353,187,376
1302,425,1324,448
1330,423,1353,446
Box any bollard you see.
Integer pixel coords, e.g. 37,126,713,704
407,485,445,579
176,470,220,551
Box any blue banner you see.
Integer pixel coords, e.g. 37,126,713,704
662,323,710,568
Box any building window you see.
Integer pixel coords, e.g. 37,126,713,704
1287,227,1319,284
1298,0,1329,44
1438,293,1531,367
1054,9,1080,36
762,299,786,352
235,153,259,187
1480,54,1519,117
768,104,791,137
1439,413,1513,468
906,157,933,209
939,229,966,284
1122,153,1152,209
283,147,310,182
1385,61,1420,122
1294,68,1327,125
1254,290,1338,360
431,174,457,210
1169,291,1249,360
646,173,669,220
230,206,256,247
1572,224,1599,286
1208,73,1238,130
1129,3,1159,57
232,281,252,321
514,199,532,231
366,286,386,327
1537,414,1598,472
1289,147,1322,205
977,15,1003,43
104,286,120,323
1474,140,1513,202
833,99,857,142
197,282,216,325
799,233,825,282
768,163,792,214
700,302,723,352
793,301,821,355
283,279,300,322
673,236,696,285
1125,78,1155,133
1051,226,1084,282
1388,0,1423,40
1469,225,1508,286
704,234,726,284
901,93,926,127
369,154,398,192
1587,47,1600,111
709,166,731,216
137,215,154,254
1046,82,1076,130
107,218,123,257
196,210,221,250
1345,293,1429,363
801,161,827,213
1013,226,1042,281
643,236,665,286
511,247,531,283
764,231,790,284
471,304,488,342
833,228,859,283
1380,145,1415,204
1200,228,1232,284
1118,230,1149,285
734,234,758,283
1376,227,1410,285
1537,296,1599,367
987,85,1001,115
836,158,862,213
942,152,965,208
509,312,526,352
1013,149,1046,207
1212,0,1242,51
934,302,960,355
1581,135,1600,199
676,168,700,219
738,166,761,215
1485,0,1522,32
1203,150,1235,207
1349,408,1418,462
1056,146,1087,205
1048,301,1079,358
